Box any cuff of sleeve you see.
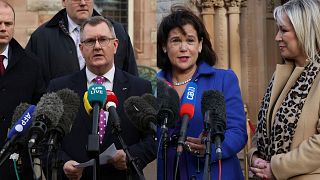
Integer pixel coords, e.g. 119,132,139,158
247,147,258,167
270,154,285,180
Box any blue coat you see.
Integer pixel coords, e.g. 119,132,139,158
157,62,247,180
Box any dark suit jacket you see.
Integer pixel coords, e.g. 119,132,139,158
0,38,46,179
47,68,156,179
26,8,138,85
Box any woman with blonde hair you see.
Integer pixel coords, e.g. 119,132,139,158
249,0,320,179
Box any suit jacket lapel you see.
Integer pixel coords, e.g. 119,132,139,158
112,68,129,112
69,69,93,132
6,40,23,72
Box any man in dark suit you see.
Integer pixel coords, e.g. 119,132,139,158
48,16,156,179
26,0,138,85
0,1,46,179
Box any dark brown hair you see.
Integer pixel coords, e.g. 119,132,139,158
157,5,217,71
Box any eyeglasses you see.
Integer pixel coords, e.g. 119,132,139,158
70,0,91,4
81,37,116,47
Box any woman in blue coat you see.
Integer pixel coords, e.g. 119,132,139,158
156,5,247,180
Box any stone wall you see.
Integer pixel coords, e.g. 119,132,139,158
11,0,61,47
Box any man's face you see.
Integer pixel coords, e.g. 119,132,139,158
0,4,14,48
80,22,118,75
62,0,93,25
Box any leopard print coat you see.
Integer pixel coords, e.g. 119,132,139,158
249,60,320,180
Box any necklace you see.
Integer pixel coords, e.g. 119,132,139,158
172,78,192,86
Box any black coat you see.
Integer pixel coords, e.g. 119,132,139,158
0,38,46,179
47,68,156,179
26,9,138,84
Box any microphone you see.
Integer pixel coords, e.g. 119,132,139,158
103,90,121,132
83,91,93,115
123,96,157,134
7,104,35,140
28,92,64,148
0,103,35,165
156,79,180,128
201,90,226,160
47,89,80,150
87,84,107,109
141,93,159,112
177,82,197,154
87,84,107,135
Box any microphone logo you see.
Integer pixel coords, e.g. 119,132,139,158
7,105,36,140
89,86,105,95
15,112,32,132
186,86,196,100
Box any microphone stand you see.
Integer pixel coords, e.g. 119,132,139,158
48,135,64,180
30,144,46,180
203,130,212,180
87,105,100,180
160,118,169,180
111,122,145,180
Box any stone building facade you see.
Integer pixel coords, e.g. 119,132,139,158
9,0,287,179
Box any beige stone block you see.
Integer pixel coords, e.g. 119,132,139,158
8,0,27,11
15,12,38,28
27,0,62,11
39,14,55,24
13,28,28,47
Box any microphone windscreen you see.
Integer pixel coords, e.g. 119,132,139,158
141,93,159,112
201,90,226,117
87,84,107,107
201,90,226,141
124,96,157,133
34,92,64,128
54,88,80,135
179,82,197,119
156,79,180,128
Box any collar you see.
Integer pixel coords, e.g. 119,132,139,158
86,64,115,84
1,44,9,59
46,8,101,28
67,15,80,33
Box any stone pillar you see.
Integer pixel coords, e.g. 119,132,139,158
213,0,228,69
199,1,215,48
226,0,242,86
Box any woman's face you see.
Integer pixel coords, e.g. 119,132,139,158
164,24,202,73
275,13,305,66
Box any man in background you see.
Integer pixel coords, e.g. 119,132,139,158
0,0,46,178
26,0,138,85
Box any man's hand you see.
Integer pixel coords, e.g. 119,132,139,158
63,160,84,180
110,149,127,170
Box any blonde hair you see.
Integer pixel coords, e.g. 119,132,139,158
274,0,320,63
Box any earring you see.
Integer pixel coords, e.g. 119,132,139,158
163,48,167,53
198,48,202,53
